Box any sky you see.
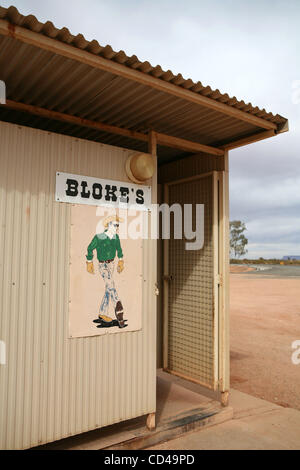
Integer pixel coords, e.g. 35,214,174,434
1,0,299,259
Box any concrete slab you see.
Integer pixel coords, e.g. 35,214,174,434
155,370,214,421
35,371,231,450
229,388,281,419
148,388,300,450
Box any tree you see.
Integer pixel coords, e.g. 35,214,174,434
230,220,248,259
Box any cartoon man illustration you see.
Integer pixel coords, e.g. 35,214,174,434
86,215,127,329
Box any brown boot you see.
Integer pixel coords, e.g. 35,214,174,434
115,301,126,328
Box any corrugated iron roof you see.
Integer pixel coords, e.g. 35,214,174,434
0,5,286,126
0,5,288,164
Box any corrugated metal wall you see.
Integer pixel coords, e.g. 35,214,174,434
158,153,225,184
0,121,157,450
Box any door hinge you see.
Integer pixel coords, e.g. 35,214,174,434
217,274,223,287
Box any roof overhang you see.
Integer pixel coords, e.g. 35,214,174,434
0,6,289,165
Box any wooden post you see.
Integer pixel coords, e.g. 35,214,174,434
218,150,230,404
146,412,156,431
221,391,230,407
223,151,230,394
148,130,157,432
148,130,157,157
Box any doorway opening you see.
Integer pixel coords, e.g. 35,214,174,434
156,163,229,407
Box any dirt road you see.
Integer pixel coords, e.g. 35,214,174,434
230,273,300,410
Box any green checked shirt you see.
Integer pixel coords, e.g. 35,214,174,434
86,231,123,262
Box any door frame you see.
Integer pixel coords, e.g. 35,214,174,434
162,171,226,392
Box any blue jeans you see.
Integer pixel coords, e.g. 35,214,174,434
99,261,119,316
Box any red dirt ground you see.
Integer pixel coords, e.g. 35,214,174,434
230,275,300,410
230,265,256,273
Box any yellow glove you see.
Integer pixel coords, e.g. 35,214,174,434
86,261,94,275
117,259,124,274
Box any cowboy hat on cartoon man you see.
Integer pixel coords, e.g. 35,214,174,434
86,215,127,329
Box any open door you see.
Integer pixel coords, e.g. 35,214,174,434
163,172,220,391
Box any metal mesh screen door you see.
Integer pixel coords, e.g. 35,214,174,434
163,172,219,390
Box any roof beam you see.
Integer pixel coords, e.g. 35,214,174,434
221,130,276,150
2,100,224,156
0,19,277,132
156,132,224,156
4,99,149,142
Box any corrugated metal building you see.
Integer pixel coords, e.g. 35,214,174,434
0,5,288,450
